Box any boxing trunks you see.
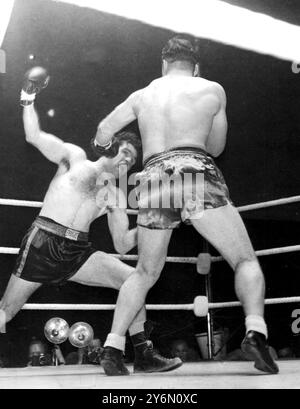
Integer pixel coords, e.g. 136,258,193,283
12,216,97,284
136,146,233,229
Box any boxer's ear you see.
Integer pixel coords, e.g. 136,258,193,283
162,60,168,76
193,63,200,77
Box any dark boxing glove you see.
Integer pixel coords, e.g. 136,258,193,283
90,137,118,158
20,66,50,107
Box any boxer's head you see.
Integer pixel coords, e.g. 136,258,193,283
92,131,142,178
161,35,200,77
110,133,140,178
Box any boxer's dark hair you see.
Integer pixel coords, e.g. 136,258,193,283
116,131,142,159
162,35,199,67
91,131,142,161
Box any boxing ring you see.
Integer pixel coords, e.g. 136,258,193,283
0,195,300,388
1,361,300,389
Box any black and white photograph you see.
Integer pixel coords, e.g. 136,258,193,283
0,0,300,392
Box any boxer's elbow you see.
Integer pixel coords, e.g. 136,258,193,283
208,145,225,158
206,132,227,157
25,129,40,145
113,239,127,256
112,231,127,255
25,131,35,143
114,232,136,255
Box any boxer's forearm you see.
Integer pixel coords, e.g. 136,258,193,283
23,104,41,143
108,207,137,255
95,93,138,146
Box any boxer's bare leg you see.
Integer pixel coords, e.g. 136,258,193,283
101,228,182,376
70,251,134,289
0,275,41,332
190,203,265,316
69,251,146,324
110,227,173,336
190,203,278,374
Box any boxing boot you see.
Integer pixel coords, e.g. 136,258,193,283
131,331,182,373
241,330,279,374
100,346,130,376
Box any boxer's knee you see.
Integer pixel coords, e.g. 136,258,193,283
111,267,134,289
0,301,17,333
0,309,7,333
235,256,264,283
136,262,163,287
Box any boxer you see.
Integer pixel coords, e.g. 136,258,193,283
94,36,278,375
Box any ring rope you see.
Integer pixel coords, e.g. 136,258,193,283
0,199,43,208
0,194,300,213
1,244,300,261
210,244,300,263
21,303,194,311
21,295,300,312
0,247,19,255
210,296,300,309
236,195,300,212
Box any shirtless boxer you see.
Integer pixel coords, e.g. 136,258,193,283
94,36,279,375
0,67,181,375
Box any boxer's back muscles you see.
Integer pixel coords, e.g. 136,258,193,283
135,76,227,160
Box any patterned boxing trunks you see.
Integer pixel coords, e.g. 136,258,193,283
136,147,233,229
12,216,97,285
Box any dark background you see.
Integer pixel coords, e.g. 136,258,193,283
0,0,299,366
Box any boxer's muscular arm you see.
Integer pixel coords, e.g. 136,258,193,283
23,104,85,164
108,208,137,255
206,84,228,158
94,90,141,146
107,187,137,255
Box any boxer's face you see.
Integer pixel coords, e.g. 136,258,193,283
111,142,137,178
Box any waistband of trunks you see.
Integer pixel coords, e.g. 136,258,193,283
143,146,211,168
33,216,89,242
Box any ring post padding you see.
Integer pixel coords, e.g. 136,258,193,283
196,253,211,275
193,296,208,317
